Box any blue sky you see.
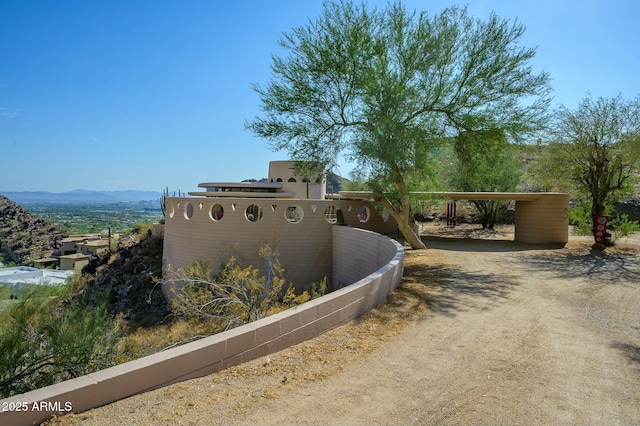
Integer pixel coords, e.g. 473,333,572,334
1,0,638,193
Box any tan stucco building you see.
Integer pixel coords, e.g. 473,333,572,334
162,161,397,290
162,161,570,291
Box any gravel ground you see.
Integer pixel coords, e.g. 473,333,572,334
47,225,640,426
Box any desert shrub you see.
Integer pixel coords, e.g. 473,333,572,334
608,214,640,245
568,201,639,245
568,201,603,235
163,243,287,331
282,277,328,306
0,281,120,398
161,242,330,338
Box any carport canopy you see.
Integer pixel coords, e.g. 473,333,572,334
338,191,570,245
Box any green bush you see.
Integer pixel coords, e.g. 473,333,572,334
609,214,640,245
568,201,639,245
282,277,327,306
567,202,596,235
163,242,329,334
165,243,287,330
0,284,12,300
0,279,120,398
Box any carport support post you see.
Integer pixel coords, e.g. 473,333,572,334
447,201,457,228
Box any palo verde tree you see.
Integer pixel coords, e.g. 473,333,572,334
545,93,640,241
451,129,522,229
247,1,551,249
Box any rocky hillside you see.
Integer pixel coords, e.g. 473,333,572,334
614,194,640,222
0,194,168,327
0,194,68,264
82,228,169,328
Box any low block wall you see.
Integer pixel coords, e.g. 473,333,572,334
0,227,404,426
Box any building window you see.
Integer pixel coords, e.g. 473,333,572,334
245,204,263,222
184,203,194,220
288,177,297,182
285,205,304,223
357,206,370,223
209,203,224,221
324,205,337,224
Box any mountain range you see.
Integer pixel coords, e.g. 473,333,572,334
0,171,346,205
0,189,163,205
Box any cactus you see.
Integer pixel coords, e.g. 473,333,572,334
160,187,168,217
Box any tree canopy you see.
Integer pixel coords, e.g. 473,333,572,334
247,0,551,248
450,130,522,229
542,93,640,244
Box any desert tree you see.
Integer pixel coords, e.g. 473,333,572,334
450,129,522,229
545,93,640,241
247,0,551,248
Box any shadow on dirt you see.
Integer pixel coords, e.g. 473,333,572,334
422,236,565,253
611,342,640,366
513,247,640,283
399,261,520,318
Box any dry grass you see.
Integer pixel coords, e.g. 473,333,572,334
46,249,440,425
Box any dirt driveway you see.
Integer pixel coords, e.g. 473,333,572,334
50,226,640,425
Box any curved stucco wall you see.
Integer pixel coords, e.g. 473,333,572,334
0,227,404,426
162,197,397,291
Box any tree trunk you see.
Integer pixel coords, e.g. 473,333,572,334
591,198,607,245
397,214,425,249
377,168,426,250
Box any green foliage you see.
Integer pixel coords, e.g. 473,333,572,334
539,93,640,239
165,243,288,330
0,256,18,268
163,242,331,336
450,130,522,229
342,170,370,192
0,277,120,398
568,201,639,245
567,201,601,235
609,214,640,245
282,277,328,306
247,1,551,248
0,284,12,300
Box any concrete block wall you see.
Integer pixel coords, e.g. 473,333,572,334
162,197,397,291
515,193,570,245
0,227,404,426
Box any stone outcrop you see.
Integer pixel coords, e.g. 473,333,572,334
614,195,640,222
0,194,67,264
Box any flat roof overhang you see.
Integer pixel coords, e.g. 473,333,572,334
187,191,296,198
198,182,283,190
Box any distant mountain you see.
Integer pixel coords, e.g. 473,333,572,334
0,190,162,205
